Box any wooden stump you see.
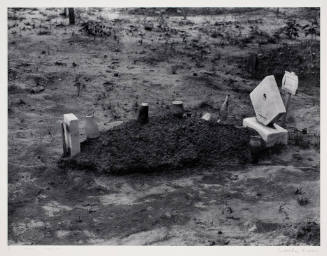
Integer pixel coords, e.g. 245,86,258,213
85,115,100,139
171,100,184,118
137,103,149,124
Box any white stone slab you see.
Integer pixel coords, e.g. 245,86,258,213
201,112,211,121
63,113,80,157
282,71,298,95
64,113,78,123
243,117,288,147
250,75,286,126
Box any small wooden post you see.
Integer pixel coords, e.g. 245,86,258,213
218,95,229,123
171,100,184,118
137,103,149,124
68,8,75,25
63,8,69,17
247,53,257,77
281,93,291,126
276,8,280,17
76,82,81,97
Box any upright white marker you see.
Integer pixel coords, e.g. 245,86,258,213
63,113,80,157
281,71,298,126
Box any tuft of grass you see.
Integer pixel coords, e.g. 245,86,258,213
297,196,309,206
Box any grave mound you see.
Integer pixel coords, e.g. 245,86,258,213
59,116,255,175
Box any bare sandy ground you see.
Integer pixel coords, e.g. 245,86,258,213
8,8,320,245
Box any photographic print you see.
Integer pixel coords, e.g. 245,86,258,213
7,6,320,246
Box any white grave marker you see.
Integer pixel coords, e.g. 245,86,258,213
243,75,289,148
282,71,298,96
63,113,80,157
243,117,288,147
250,75,286,126
281,71,298,126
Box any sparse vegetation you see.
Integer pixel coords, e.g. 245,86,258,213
282,19,301,39
7,7,320,246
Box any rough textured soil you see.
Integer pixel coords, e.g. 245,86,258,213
60,116,254,174
8,8,320,245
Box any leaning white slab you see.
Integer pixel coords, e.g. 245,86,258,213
250,75,286,126
243,117,288,147
63,113,80,157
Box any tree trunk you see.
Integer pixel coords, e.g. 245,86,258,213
68,8,75,25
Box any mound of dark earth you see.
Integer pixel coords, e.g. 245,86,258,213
59,116,255,175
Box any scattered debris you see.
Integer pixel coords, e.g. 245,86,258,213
30,86,45,94
201,112,211,121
